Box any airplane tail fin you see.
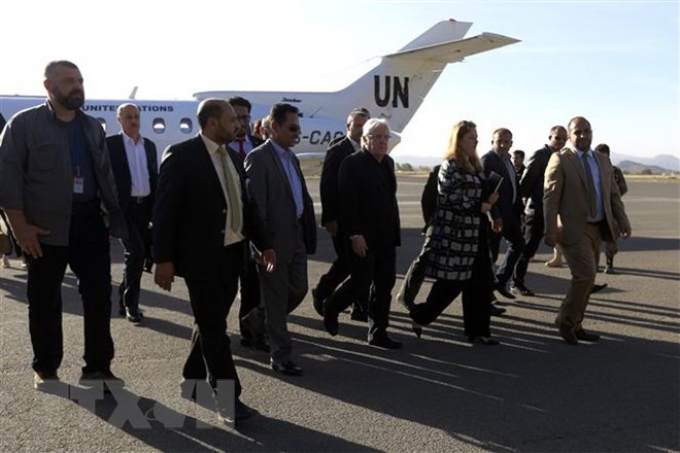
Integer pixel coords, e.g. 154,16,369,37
325,20,520,132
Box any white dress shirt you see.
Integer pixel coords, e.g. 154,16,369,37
123,133,151,197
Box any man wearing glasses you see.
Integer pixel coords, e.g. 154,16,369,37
244,103,316,375
227,96,268,353
511,125,568,296
322,118,403,349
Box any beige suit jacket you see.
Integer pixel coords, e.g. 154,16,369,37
543,146,630,246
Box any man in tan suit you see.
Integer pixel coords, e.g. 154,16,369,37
543,116,631,345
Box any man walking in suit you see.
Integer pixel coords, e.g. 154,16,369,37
481,128,525,301
244,103,316,376
544,116,631,345
107,103,158,323
227,96,268,352
323,118,403,349
314,107,370,322
153,99,274,423
511,125,568,296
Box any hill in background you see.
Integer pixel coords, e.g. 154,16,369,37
391,152,680,174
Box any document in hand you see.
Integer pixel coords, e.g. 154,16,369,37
487,171,504,193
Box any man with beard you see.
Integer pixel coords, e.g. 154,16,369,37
0,60,127,391
153,99,274,423
227,96,268,352
544,116,631,345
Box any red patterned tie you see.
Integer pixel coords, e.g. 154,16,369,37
237,139,246,161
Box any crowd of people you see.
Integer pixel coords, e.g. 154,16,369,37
0,60,631,426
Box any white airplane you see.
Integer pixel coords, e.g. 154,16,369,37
0,20,519,166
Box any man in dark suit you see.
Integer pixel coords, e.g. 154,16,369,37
227,96,268,352
481,128,525,300
511,126,568,295
544,116,631,344
107,103,158,323
153,99,275,424
314,107,370,322
323,118,402,349
244,103,316,376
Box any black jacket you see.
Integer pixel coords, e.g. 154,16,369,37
153,136,270,280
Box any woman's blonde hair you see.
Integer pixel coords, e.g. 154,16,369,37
443,120,481,174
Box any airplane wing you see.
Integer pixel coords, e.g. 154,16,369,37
382,32,520,63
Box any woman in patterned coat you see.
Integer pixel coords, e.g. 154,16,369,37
409,120,500,345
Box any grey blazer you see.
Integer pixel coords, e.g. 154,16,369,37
244,140,316,262
0,102,126,245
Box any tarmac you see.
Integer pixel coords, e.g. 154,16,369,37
1,177,679,453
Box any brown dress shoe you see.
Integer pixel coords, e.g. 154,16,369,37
558,325,579,345
575,329,600,342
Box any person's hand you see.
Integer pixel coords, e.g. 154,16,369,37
487,192,499,205
324,221,338,236
620,227,632,239
261,249,276,272
351,235,368,258
14,223,50,259
544,233,558,248
154,262,175,291
481,202,492,213
492,218,503,234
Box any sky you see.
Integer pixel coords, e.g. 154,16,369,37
2,0,678,160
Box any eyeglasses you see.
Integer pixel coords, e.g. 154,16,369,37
367,134,391,140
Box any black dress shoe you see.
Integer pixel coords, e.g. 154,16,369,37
511,283,535,296
468,336,500,345
411,322,423,338
323,312,339,336
490,303,507,317
575,329,601,342
311,288,324,317
558,325,579,345
495,282,516,300
219,399,259,424
270,359,303,376
240,336,271,353
350,308,368,322
590,283,608,294
368,336,403,349
125,308,142,324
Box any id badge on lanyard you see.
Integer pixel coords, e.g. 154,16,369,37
74,166,84,194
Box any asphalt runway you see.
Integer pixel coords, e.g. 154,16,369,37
1,177,678,452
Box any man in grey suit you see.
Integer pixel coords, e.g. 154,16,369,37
244,103,316,376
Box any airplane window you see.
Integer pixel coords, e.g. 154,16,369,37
153,118,166,134
180,118,193,134
97,117,106,132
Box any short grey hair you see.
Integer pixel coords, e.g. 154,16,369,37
362,118,390,137
116,103,139,117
